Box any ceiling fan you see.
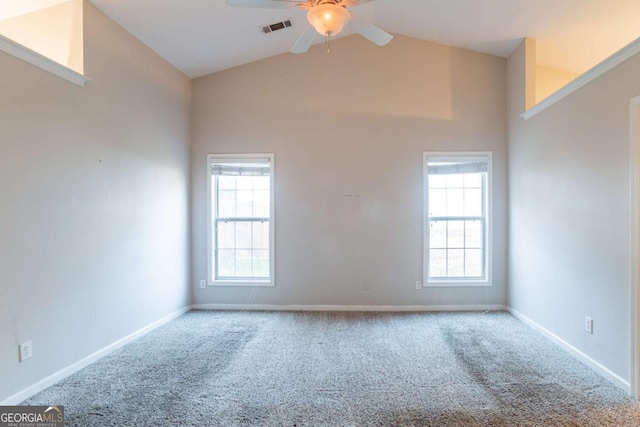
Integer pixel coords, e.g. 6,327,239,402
226,0,393,54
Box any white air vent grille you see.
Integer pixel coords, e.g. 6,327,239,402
262,19,293,34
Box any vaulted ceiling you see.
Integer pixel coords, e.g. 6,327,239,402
84,0,640,78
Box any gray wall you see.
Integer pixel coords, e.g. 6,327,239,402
191,35,508,307
508,41,640,382
0,2,191,401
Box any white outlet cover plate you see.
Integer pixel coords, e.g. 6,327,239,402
585,317,593,334
19,341,32,362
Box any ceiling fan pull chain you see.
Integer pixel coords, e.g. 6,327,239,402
326,32,332,54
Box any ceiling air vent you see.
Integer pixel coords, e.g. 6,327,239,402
261,19,293,34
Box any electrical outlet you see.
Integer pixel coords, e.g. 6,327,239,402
585,316,593,334
416,281,422,290
19,341,32,362
200,280,206,289
363,283,370,291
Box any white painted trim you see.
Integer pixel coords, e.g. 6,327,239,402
508,307,630,394
629,95,640,400
0,34,90,87
0,306,191,405
206,153,275,287
192,304,507,312
522,37,640,120
422,151,493,287
208,281,274,288
422,281,491,288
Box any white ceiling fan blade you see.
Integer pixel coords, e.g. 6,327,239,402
291,25,318,54
349,20,393,46
226,0,309,9
339,0,375,7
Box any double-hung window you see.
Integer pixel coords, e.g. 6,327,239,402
423,152,492,286
208,154,275,286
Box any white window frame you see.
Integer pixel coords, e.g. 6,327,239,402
423,151,493,288
207,153,275,287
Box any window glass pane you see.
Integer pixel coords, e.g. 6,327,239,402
236,176,253,190
464,188,482,216
429,220,447,248
236,222,252,249
218,190,236,218
463,173,482,188
218,176,236,190
429,249,447,277
253,250,270,278
254,176,270,190
253,190,270,217
447,221,464,248
465,220,482,248
465,249,483,277
217,221,236,249
429,175,447,189
252,221,269,249
446,174,464,188
447,249,464,277
429,189,447,217
236,249,253,277
425,155,488,282
236,190,253,217
210,157,273,281
446,189,464,216
218,249,236,277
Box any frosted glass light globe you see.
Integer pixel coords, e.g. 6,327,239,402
307,4,351,36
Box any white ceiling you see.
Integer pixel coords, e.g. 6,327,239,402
88,0,640,78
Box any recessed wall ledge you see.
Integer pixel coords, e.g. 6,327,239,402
522,36,640,120
0,34,90,87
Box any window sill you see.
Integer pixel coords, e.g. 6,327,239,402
0,34,90,87
209,280,274,288
423,280,491,288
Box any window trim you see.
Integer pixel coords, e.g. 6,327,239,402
206,153,275,287
422,151,493,288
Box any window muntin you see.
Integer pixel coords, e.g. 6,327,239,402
209,155,274,285
424,153,491,285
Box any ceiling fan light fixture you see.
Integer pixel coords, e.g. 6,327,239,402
307,4,350,36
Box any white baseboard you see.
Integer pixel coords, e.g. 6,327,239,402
0,306,192,405
192,304,508,312
508,307,630,394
